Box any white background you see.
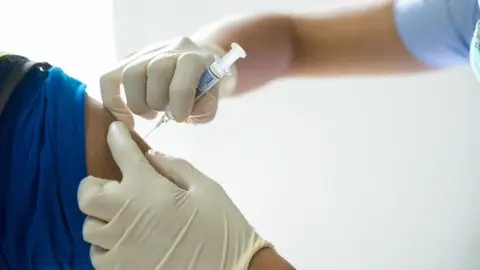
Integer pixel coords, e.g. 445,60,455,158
3,0,480,269
0,0,117,94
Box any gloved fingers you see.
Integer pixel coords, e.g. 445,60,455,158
83,216,120,250
107,122,181,191
100,63,135,129
89,244,109,269
169,52,206,122
100,40,174,127
78,176,125,221
146,150,203,191
90,245,138,270
188,84,219,124
122,52,159,120
145,53,178,111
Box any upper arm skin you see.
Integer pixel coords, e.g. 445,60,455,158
84,93,150,180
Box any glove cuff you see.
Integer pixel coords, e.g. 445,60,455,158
234,237,275,270
198,42,238,97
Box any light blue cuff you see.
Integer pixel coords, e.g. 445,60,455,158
393,0,479,68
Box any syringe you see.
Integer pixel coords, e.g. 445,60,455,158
143,42,246,138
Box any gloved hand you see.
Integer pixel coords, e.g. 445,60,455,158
78,121,271,270
100,37,238,129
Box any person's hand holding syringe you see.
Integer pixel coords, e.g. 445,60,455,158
144,42,246,138
99,37,246,135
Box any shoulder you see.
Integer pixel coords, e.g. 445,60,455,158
0,54,30,81
0,54,38,115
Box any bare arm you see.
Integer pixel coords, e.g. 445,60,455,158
84,94,150,179
249,248,296,270
193,2,427,94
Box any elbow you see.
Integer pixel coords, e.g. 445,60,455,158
283,14,300,76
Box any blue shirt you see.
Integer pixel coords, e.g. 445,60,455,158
394,0,480,67
0,65,93,269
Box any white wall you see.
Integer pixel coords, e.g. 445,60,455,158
112,0,480,269
1,0,117,100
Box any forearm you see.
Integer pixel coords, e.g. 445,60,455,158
249,248,296,270
193,2,427,94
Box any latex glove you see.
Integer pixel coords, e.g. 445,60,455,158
78,121,271,270
100,37,238,129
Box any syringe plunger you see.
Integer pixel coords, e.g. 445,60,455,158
211,43,246,76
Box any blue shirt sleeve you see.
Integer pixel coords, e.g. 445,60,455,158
0,66,93,269
394,0,480,67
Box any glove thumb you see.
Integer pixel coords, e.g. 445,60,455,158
146,150,205,191
107,121,158,183
78,176,124,221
